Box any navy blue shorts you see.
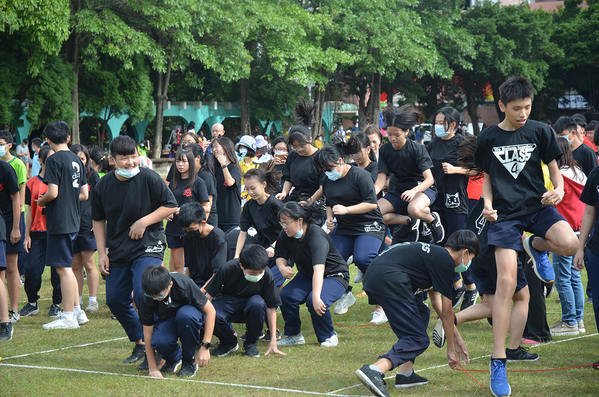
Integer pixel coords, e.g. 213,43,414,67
5,218,23,255
488,207,566,252
0,241,7,270
166,235,184,249
471,258,528,295
73,236,97,253
46,233,77,267
383,188,437,215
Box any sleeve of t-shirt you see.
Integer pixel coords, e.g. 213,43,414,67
274,231,291,260
582,148,598,176
539,126,563,164
580,168,599,206
282,153,292,179
187,282,208,312
261,268,282,307
377,146,389,175
226,164,241,188
2,164,19,195
356,170,378,204
25,184,32,206
15,160,27,187
91,180,106,221
239,202,253,232
309,230,329,267
414,144,434,173
137,297,156,326
193,178,210,203
150,171,178,209
43,156,61,186
210,233,228,274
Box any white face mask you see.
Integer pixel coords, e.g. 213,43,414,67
244,270,265,283
116,165,140,179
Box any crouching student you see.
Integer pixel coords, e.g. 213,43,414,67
178,202,228,291
355,230,479,397
275,202,349,348
139,265,215,378
205,244,285,357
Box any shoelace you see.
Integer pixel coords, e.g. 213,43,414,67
490,361,508,383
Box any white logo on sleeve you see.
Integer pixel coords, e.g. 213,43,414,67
71,161,81,188
492,144,536,179
445,192,460,209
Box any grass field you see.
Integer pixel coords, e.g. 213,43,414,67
1,251,598,397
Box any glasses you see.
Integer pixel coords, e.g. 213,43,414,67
279,219,297,229
144,285,171,300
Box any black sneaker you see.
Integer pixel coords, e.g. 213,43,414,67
19,303,40,317
212,341,239,357
47,304,61,318
407,217,420,242
0,322,13,341
244,342,259,357
124,344,146,364
460,289,479,311
160,359,182,374
395,371,429,389
418,221,434,244
592,361,599,370
239,330,265,342
428,212,445,243
452,284,467,309
506,346,539,362
263,328,282,342
355,365,390,397
138,352,163,371
178,359,198,377
543,282,554,299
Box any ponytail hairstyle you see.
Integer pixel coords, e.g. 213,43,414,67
288,96,316,147
89,146,113,173
278,201,322,225
39,144,52,164
243,160,282,194
172,148,197,190
457,134,483,179
70,144,94,180
556,136,583,180
383,104,425,131
313,145,345,172
186,143,214,175
433,107,463,136
343,131,376,162
213,137,241,172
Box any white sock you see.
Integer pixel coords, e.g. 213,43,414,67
88,296,97,303
29,302,37,308
63,311,74,321
74,306,81,316
79,296,83,306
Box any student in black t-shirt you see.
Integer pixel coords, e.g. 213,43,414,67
178,202,227,290
138,265,215,378
166,148,210,274
0,160,15,340
92,135,177,365
70,145,100,314
186,143,218,227
206,244,285,358
271,137,288,195
473,77,578,397
553,116,597,177
375,105,445,244
37,121,89,330
275,202,349,348
211,137,241,233
355,231,479,396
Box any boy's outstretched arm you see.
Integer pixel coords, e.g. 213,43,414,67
542,160,564,206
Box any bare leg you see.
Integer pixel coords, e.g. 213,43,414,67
81,250,99,298
492,248,518,359
55,267,78,313
407,193,433,223
0,271,9,322
507,286,530,350
456,294,494,324
169,247,185,274
5,253,19,312
532,221,578,256
72,252,84,299
372,357,394,373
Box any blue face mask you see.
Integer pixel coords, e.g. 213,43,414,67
294,221,304,239
0,145,7,157
274,150,288,156
434,125,449,139
116,166,140,179
325,168,342,181
239,148,248,158
567,134,574,145
455,251,472,273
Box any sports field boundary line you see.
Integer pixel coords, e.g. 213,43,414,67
327,332,597,394
0,363,371,397
0,337,128,360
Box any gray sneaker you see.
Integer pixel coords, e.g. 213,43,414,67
550,320,579,336
9,310,20,324
47,304,61,318
19,303,39,317
355,365,390,397
0,322,13,341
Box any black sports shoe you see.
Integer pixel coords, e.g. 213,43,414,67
239,330,265,342
395,371,429,389
428,212,445,243
160,359,182,374
47,304,61,318
244,342,259,357
263,328,282,342
506,346,539,362
543,282,554,299
452,284,467,309
212,341,239,357
407,217,420,242
460,289,479,311
19,303,40,317
0,322,13,341
178,359,198,377
418,221,434,244
124,344,146,364
355,365,390,397
138,352,162,371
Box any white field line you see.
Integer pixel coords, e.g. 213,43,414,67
0,337,128,360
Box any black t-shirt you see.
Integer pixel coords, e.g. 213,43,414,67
580,166,599,256
44,150,87,234
321,167,384,240
215,163,241,227
275,224,349,289
92,168,177,266
283,150,323,198
378,140,434,194
183,227,228,286
166,176,209,237
572,143,598,177
274,163,286,194
205,259,281,307
79,171,100,238
427,135,469,215
198,168,218,227
138,272,208,326
474,120,562,222
0,159,19,224
363,242,454,303
240,195,283,247
466,198,496,271
362,161,379,183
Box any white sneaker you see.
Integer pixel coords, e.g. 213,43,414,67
432,318,446,348
347,255,354,266
578,320,586,334
321,333,338,347
77,310,89,325
85,301,99,314
42,313,79,330
333,292,356,315
277,333,305,346
370,310,388,325
354,269,365,284
549,320,578,336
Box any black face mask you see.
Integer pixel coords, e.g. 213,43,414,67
185,230,201,239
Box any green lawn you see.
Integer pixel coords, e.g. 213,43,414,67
1,251,598,397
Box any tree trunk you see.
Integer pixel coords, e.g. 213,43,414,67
490,81,504,122
370,73,381,128
152,43,175,159
240,77,251,135
358,82,367,130
69,0,81,144
312,85,325,140
464,79,480,136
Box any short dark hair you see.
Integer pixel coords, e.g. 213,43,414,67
110,135,137,158
587,120,599,132
44,121,70,144
31,137,42,148
553,116,577,135
39,145,52,163
141,265,171,296
445,230,481,258
572,113,587,129
178,202,206,228
239,244,269,270
0,130,13,145
499,76,534,105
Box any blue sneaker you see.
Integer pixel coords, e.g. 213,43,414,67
523,235,554,283
489,359,511,397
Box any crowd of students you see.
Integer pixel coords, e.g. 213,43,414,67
0,76,598,397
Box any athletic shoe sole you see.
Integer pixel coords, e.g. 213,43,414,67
212,343,239,357
395,379,429,388
432,318,446,348
355,369,388,397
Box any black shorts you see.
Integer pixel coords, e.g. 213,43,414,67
383,188,437,215
46,233,77,267
0,241,7,270
471,258,528,295
166,235,184,249
73,236,97,254
488,207,566,252
5,216,23,255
